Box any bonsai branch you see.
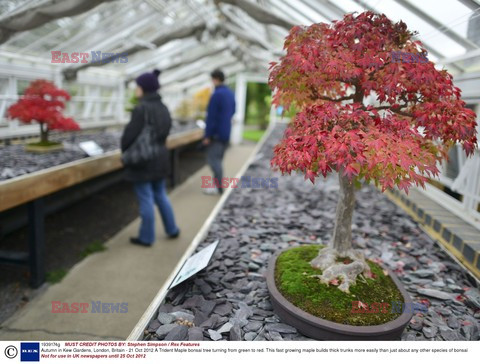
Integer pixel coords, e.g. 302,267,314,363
310,87,355,103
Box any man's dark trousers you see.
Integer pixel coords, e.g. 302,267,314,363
207,140,228,193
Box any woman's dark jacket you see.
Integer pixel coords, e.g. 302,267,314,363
121,92,171,182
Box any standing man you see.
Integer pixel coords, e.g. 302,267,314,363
203,69,236,195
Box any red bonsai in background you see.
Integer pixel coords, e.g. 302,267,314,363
7,79,79,145
269,11,477,292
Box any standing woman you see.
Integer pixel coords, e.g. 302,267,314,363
121,70,180,246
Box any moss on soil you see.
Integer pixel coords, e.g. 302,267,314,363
27,141,62,147
275,245,404,326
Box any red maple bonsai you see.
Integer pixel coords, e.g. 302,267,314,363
269,12,477,292
7,79,79,145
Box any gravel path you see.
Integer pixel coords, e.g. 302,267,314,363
0,122,199,181
143,125,480,341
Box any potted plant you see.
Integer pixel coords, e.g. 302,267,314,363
7,79,80,152
267,11,477,340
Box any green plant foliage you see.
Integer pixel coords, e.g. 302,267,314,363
125,93,139,112
275,245,404,326
242,129,265,142
246,82,271,130
80,240,107,258
46,269,68,284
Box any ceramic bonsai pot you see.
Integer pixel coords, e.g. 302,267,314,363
266,248,413,341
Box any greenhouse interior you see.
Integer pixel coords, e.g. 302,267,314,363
0,0,480,345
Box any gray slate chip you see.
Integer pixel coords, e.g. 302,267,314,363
245,332,257,341
170,311,195,322
268,331,284,341
265,323,297,334
217,322,233,334
188,327,204,341
156,324,179,339
157,312,175,325
165,325,188,341
214,302,233,316
230,325,242,341
148,320,161,332
464,290,480,309
208,329,223,341
422,326,438,338
417,288,454,301
244,321,263,332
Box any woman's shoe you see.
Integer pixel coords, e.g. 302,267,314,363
130,237,152,246
167,230,180,239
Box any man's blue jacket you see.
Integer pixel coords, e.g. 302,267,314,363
205,85,236,142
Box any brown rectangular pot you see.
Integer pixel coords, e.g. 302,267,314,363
267,248,414,340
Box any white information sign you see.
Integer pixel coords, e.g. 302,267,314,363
79,141,104,156
170,240,219,288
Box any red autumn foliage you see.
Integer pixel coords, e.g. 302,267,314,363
7,80,79,141
269,11,477,192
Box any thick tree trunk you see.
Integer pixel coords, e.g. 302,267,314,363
40,123,48,143
331,172,355,255
309,172,369,292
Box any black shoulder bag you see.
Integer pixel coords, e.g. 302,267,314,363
121,106,163,167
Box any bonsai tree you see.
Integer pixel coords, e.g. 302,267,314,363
7,79,79,145
269,11,477,292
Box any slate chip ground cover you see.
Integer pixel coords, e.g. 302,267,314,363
144,125,480,341
0,122,200,181
275,245,404,326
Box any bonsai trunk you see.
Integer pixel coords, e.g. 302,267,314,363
310,172,370,292
40,123,49,144
332,173,355,254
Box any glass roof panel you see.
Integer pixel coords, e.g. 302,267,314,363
373,0,467,57
0,0,477,79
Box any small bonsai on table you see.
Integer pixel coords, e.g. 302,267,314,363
7,79,80,152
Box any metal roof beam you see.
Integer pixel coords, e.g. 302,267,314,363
457,0,480,11
297,0,338,22
216,0,295,30
62,21,206,79
393,0,478,50
0,0,118,44
124,38,198,76
352,0,465,72
127,43,230,81
53,0,145,52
